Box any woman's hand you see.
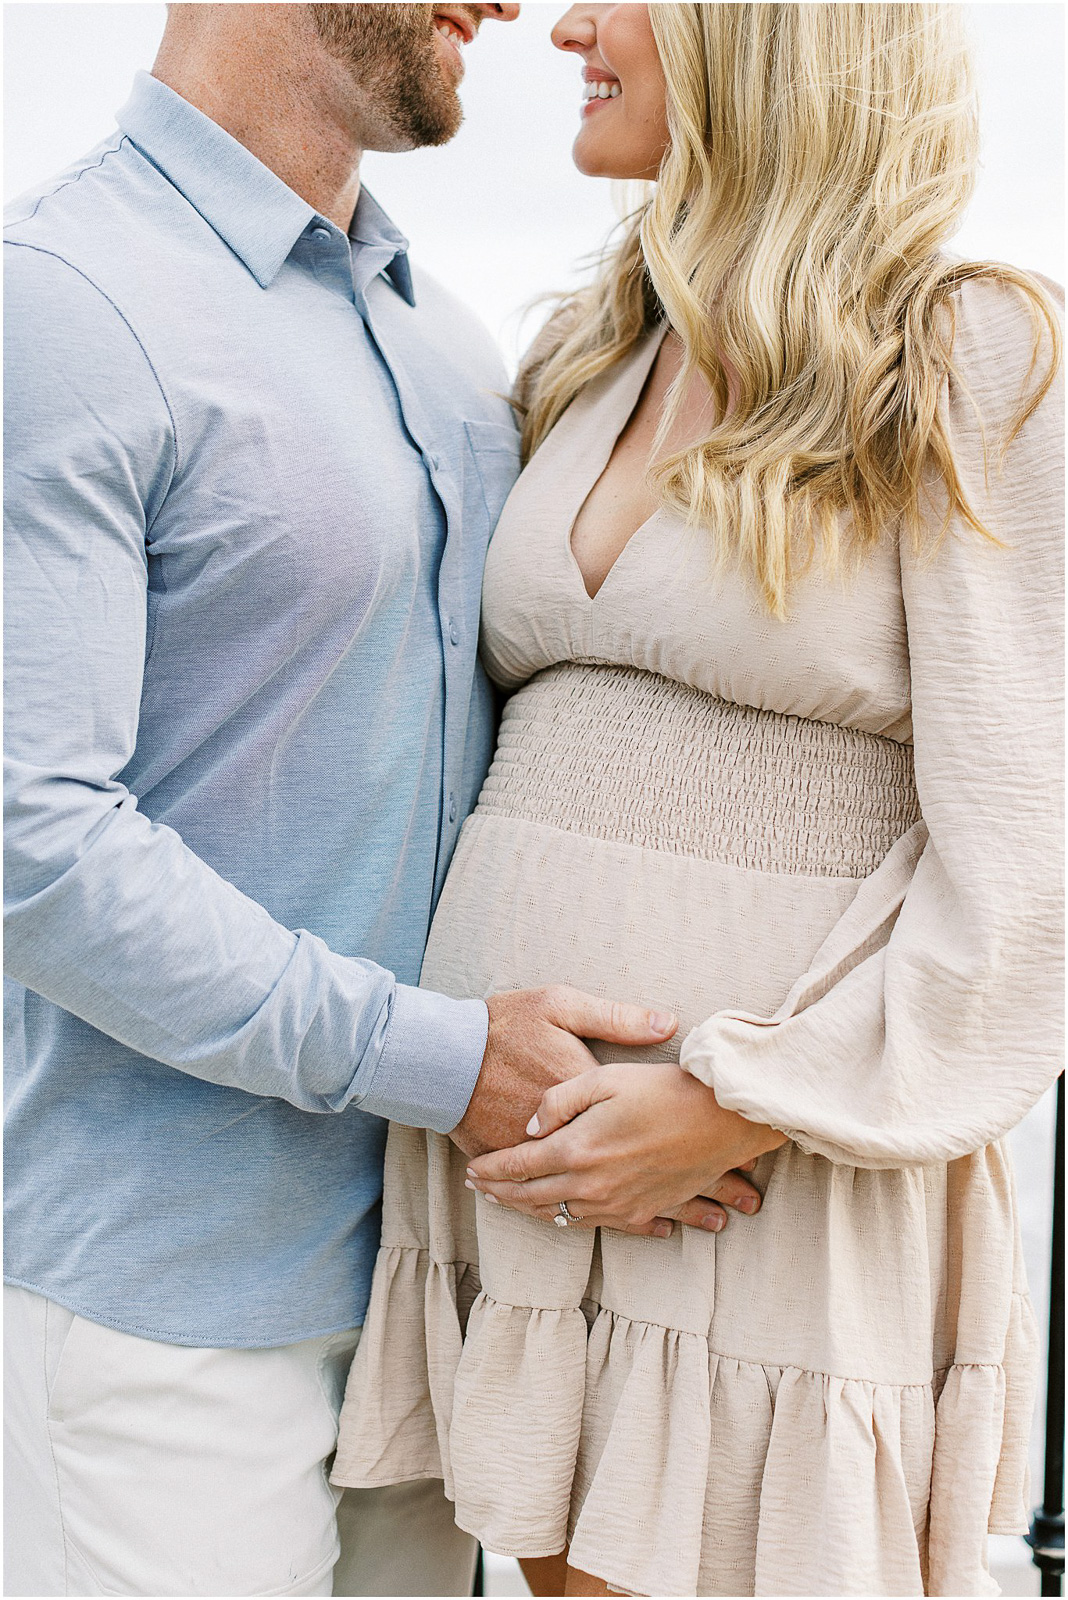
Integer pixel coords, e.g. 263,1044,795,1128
464,1062,787,1236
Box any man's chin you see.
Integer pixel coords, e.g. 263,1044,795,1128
360,86,462,153
400,93,464,149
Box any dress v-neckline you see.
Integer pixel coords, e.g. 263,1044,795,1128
564,326,668,605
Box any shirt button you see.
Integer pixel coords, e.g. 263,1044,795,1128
448,794,458,825
449,620,460,646
311,225,331,242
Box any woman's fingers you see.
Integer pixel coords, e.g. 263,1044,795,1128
466,1152,764,1223
468,1183,738,1237
466,1172,578,1210
525,1065,611,1138
524,1203,680,1240
508,1197,732,1238
468,1123,578,1183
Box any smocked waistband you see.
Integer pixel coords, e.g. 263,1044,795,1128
475,663,919,878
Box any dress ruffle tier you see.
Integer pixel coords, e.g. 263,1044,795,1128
336,1210,1036,1598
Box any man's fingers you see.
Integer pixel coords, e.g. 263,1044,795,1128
671,1196,729,1233
710,1168,763,1215
542,984,677,1048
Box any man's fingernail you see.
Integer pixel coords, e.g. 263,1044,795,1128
484,1193,500,1205
653,1221,673,1238
526,1114,540,1136
650,1011,675,1034
703,1212,725,1232
738,1195,759,1214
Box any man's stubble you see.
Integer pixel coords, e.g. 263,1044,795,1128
309,3,464,148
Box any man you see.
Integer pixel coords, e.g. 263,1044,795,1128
3,5,689,1594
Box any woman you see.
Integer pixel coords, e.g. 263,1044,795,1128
333,5,1063,1595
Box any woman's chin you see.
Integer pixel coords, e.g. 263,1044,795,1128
570,127,663,181
571,132,625,179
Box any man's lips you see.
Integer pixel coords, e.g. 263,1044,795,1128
433,9,477,46
432,9,476,79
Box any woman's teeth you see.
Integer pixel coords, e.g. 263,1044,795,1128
583,80,621,101
434,20,465,47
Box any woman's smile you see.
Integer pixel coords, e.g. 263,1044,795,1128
553,3,669,179
581,67,622,116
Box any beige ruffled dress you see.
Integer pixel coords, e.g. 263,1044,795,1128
333,277,1064,1598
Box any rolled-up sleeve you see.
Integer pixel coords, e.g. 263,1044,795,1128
3,242,486,1133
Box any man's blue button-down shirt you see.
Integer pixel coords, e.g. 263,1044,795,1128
3,72,519,1346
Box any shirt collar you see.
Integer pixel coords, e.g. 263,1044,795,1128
349,188,415,306
116,71,415,302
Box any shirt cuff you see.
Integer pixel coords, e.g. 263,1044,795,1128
353,983,488,1133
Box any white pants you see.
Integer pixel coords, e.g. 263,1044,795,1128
4,1285,478,1597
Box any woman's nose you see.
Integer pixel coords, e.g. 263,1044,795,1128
551,5,597,54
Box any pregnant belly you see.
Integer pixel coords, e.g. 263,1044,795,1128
422,662,919,1050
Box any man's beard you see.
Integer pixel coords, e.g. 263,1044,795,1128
310,3,464,148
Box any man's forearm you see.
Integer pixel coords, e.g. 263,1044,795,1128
4,774,486,1132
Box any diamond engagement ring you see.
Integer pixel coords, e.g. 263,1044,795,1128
554,1200,577,1228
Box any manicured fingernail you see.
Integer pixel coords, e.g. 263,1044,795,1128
650,1012,675,1034
738,1196,759,1214
465,1179,476,1190
526,1114,540,1136
703,1212,725,1232
466,1168,476,1178
483,1193,499,1205
653,1221,672,1238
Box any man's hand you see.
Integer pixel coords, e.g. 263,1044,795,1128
464,1061,787,1235
451,985,678,1158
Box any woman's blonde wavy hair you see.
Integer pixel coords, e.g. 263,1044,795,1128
518,3,1060,616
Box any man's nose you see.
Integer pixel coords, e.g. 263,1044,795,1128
479,3,521,19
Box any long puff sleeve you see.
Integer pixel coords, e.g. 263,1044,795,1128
680,275,1064,1168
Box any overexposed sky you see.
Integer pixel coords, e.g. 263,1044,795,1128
4,3,1064,365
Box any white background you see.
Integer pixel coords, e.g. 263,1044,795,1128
4,5,1062,1591
4,2,1065,365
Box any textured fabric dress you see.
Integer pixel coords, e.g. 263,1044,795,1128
332,277,1064,1598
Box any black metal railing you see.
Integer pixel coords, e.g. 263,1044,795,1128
1027,1073,1065,1598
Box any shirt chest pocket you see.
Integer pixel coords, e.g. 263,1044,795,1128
461,419,521,554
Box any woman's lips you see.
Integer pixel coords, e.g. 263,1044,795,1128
582,74,622,115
